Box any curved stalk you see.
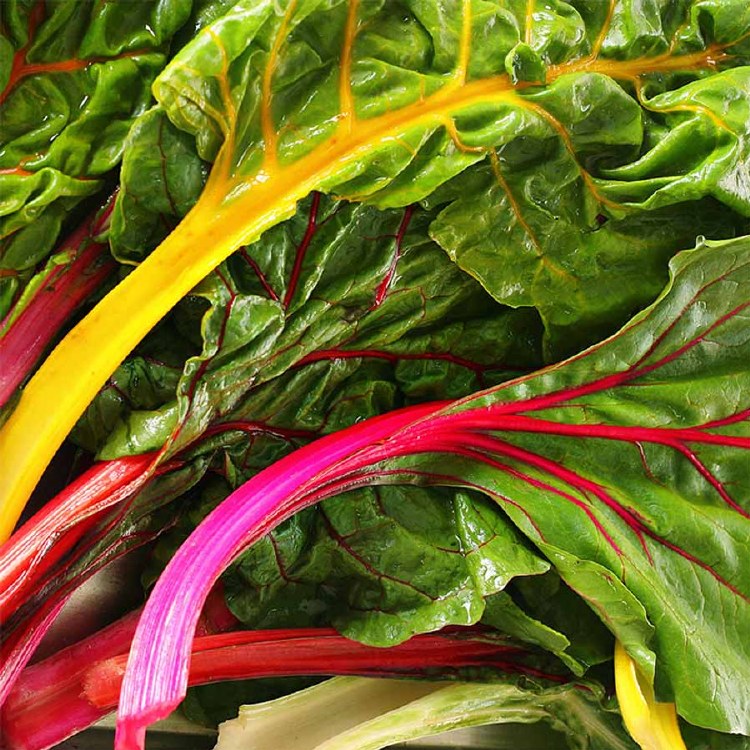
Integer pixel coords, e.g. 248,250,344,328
614,641,687,750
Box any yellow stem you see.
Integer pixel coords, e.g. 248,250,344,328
0,79,519,542
0,184,296,542
614,641,688,750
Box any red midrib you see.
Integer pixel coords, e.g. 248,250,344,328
471,412,750,450
0,452,157,621
283,192,321,309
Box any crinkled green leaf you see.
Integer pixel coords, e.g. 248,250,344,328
84,195,543,458
147,456,549,646
225,487,549,644
0,0,191,276
110,107,209,263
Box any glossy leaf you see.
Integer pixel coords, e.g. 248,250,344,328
152,483,550,645
0,0,191,271
86,195,543,459
150,0,750,356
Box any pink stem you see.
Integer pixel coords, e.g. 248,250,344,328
0,452,157,620
0,596,69,709
0,200,117,408
114,402,447,750
3,618,549,750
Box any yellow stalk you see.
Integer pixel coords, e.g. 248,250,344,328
0,182,297,542
614,641,688,750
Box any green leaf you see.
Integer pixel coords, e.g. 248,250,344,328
0,0,191,276
84,192,548,647
227,487,549,644
383,235,750,733
127,0,750,357
483,570,615,676
148,471,550,645
110,107,209,263
87,196,543,459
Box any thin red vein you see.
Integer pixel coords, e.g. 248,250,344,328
469,434,749,601
318,506,438,600
700,409,750,429
467,413,749,518
634,300,750,378
200,419,316,443
1,51,148,107
439,439,624,557
239,249,279,301
481,298,750,418
297,348,507,376
283,192,321,309
672,444,748,518
371,205,414,309
466,434,651,555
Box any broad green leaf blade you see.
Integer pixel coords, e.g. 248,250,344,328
88,196,543,459
110,107,209,264
225,487,550,644
110,237,748,745
151,0,750,357
5,0,750,535
482,570,616,676
46,196,547,661
390,235,749,733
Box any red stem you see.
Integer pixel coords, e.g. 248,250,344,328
86,629,539,710
2,615,552,750
0,594,69,710
473,412,750,450
0,452,157,621
1,588,237,750
0,201,118,407
0,419,315,635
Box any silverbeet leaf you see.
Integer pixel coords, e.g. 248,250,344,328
377,235,750,733
0,0,191,306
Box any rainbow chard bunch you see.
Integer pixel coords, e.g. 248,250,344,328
1,2,749,750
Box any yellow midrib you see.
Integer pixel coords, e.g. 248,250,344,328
615,641,688,750
0,45,727,540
